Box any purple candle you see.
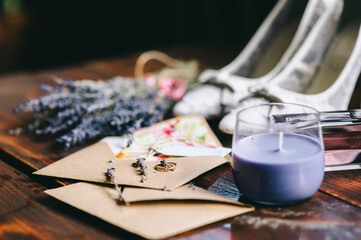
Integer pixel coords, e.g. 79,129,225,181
232,132,324,204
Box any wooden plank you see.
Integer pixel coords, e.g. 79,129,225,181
320,170,361,208
0,158,141,240
172,191,361,240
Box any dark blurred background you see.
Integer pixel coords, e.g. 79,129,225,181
0,0,277,73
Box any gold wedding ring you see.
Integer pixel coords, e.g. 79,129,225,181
155,162,177,172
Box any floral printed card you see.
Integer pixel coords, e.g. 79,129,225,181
102,115,223,161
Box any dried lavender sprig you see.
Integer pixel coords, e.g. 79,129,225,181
14,93,77,113
106,168,129,206
56,112,114,149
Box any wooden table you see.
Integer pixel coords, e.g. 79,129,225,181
0,46,360,239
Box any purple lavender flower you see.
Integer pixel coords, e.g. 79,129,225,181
14,76,172,150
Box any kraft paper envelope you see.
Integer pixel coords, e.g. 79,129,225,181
34,115,228,190
46,182,254,239
35,141,227,190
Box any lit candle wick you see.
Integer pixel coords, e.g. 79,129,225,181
278,132,284,151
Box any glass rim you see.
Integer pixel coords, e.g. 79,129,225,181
236,102,320,119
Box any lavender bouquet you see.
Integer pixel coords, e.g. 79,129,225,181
13,76,174,150
13,51,199,150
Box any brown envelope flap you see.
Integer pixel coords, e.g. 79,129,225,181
122,185,248,206
34,141,115,182
35,146,228,191
45,182,254,239
110,156,227,190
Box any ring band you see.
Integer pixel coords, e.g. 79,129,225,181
155,162,177,172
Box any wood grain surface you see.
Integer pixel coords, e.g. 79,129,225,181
0,158,139,240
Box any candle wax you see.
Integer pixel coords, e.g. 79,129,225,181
232,133,324,204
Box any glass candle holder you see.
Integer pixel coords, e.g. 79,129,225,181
232,103,324,205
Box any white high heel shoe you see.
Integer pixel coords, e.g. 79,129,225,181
173,0,340,119
219,0,361,134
